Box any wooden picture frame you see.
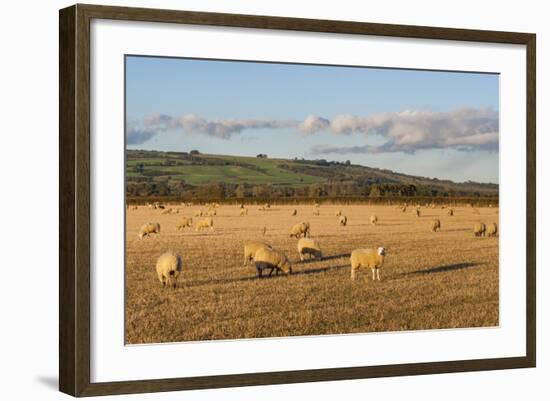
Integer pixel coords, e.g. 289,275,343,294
59,3,536,397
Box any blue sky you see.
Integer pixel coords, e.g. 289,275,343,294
126,56,499,183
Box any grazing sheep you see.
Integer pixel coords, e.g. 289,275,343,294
487,222,498,237
370,215,378,225
131,205,138,210
207,209,217,217
155,251,183,289
430,219,441,232
243,241,272,266
176,217,193,230
195,218,214,232
290,221,310,238
350,247,387,281
297,238,322,262
239,208,248,216
194,210,203,217
474,222,486,237
138,222,160,239
447,209,454,216
254,247,292,277
291,209,297,216
335,210,342,217
161,208,173,215
415,209,420,217
339,215,348,226
157,204,165,210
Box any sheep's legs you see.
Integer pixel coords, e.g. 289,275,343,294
376,268,381,281
351,267,356,281
371,268,376,281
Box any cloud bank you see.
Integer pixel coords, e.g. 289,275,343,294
127,108,498,154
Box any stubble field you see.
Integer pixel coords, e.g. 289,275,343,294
125,203,499,344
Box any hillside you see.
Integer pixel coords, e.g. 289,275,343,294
126,149,498,201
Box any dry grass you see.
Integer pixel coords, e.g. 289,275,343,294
125,204,499,344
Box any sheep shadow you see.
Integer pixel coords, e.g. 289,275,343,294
298,253,350,264
185,262,350,287
398,262,482,277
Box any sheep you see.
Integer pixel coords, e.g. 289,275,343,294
335,210,342,217
313,209,320,216
430,219,441,232
291,209,297,216
447,208,454,216
297,238,322,262
415,209,420,217
370,215,378,225
195,217,214,232
138,222,160,239
239,208,248,216
487,222,498,237
207,209,217,217
243,241,272,266
474,222,486,237
290,221,310,238
157,204,165,210
339,215,348,226
161,208,173,215
194,210,203,217
314,202,320,208
155,251,183,289
239,203,245,209
176,217,193,230
254,247,292,277
350,247,386,281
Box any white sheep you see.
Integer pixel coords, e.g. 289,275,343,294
339,215,348,226
194,210,203,217
487,222,498,237
254,247,292,277
370,215,378,225
335,210,342,217
350,247,386,281
239,208,248,216
447,209,454,216
297,238,322,262
243,241,272,266
155,251,183,289
290,221,310,238
291,209,297,216
176,217,193,230
195,217,214,232
430,219,441,232
138,222,160,239
474,222,486,237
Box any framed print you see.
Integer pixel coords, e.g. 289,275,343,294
59,4,536,397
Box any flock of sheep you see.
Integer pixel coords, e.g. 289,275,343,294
130,201,498,289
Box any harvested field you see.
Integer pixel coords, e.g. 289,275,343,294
125,204,499,344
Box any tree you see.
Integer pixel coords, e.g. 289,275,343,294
190,150,200,155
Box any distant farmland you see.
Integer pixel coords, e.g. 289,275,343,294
126,149,499,203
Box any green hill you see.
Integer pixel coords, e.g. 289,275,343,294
126,149,498,202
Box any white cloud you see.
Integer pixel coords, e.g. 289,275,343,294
127,108,499,153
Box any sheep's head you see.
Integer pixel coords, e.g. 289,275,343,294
378,247,386,257
167,269,179,289
280,257,292,274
